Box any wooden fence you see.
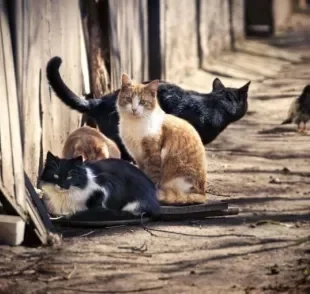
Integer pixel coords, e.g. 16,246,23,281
13,0,86,185
0,0,295,244
0,0,246,216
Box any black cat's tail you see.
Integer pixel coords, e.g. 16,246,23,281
281,118,292,125
46,56,101,113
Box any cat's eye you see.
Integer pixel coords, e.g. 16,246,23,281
53,174,59,179
139,100,146,106
67,176,72,180
125,97,132,103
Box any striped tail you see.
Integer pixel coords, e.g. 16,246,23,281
157,188,207,205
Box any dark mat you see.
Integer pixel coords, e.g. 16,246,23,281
52,209,151,227
51,201,238,228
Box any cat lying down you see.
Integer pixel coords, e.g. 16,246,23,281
62,126,121,161
39,151,160,217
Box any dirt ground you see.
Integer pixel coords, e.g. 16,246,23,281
1,14,310,294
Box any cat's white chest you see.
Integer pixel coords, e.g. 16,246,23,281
119,113,164,160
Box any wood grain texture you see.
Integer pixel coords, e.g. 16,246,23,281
13,0,84,184
0,0,25,208
108,0,148,90
160,0,199,81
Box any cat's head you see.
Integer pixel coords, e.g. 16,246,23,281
212,77,251,118
40,151,86,191
117,73,159,118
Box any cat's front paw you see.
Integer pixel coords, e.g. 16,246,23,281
34,187,44,199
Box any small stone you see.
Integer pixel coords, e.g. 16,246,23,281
269,176,281,184
282,167,290,174
268,264,280,275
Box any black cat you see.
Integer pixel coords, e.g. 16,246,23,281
39,151,159,216
46,56,251,161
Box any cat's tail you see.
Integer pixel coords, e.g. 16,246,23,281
46,56,102,113
281,118,292,125
157,188,207,205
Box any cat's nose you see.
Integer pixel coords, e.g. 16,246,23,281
132,108,138,114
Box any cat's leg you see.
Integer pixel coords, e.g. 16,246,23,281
158,177,207,205
297,122,301,133
142,155,162,185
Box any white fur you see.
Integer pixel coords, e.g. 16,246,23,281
163,177,193,193
67,168,108,211
118,108,165,160
122,201,141,215
161,148,168,161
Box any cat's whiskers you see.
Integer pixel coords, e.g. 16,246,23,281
46,160,60,173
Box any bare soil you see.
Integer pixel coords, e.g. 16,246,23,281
1,14,310,294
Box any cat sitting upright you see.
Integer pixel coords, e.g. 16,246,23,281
117,74,208,205
46,56,251,161
62,126,121,161
39,151,159,216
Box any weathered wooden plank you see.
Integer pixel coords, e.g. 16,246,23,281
200,0,231,67
0,13,14,196
231,0,245,43
13,0,84,184
160,0,198,81
0,0,25,208
109,0,148,90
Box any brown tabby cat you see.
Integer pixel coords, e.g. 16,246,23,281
62,126,120,161
117,73,207,205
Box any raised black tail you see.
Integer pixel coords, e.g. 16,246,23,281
46,56,101,113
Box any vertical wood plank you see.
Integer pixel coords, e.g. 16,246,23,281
199,0,231,66
109,0,148,90
0,0,25,208
0,2,14,196
13,0,84,185
160,0,199,81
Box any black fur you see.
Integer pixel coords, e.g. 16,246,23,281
40,151,160,216
281,118,292,125
298,84,310,113
46,56,251,161
281,84,310,125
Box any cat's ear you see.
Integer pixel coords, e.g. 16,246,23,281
212,78,225,91
121,73,132,88
74,156,83,164
46,151,55,160
146,80,159,95
238,81,251,99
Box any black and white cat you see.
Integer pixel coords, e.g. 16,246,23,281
46,56,251,161
39,151,160,217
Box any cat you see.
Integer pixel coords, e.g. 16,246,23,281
117,73,208,205
281,84,310,133
46,56,251,161
62,126,121,161
39,151,160,216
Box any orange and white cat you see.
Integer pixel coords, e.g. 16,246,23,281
62,126,120,161
117,74,207,205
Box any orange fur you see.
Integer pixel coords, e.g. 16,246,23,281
117,74,207,205
62,126,121,161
